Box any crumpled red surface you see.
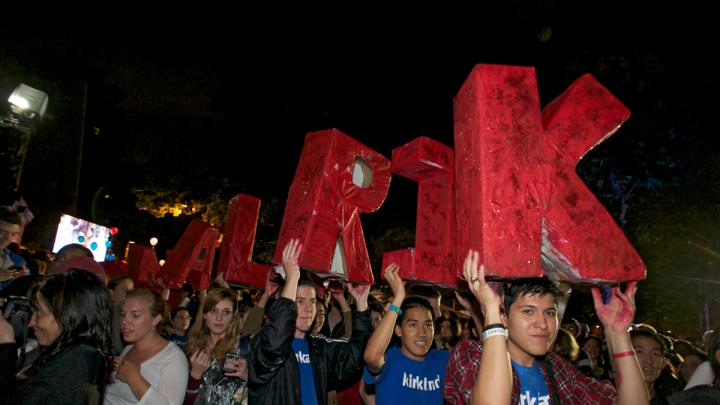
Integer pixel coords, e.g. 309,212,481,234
382,136,458,287
273,129,391,283
453,64,645,283
158,219,220,290
219,194,272,288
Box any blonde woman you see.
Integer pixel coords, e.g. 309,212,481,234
184,288,247,405
104,289,188,404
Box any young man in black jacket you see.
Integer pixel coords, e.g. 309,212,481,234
248,239,373,405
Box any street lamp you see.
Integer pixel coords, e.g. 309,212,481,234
150,237,159,249
8,84,49,119
1,83,49,192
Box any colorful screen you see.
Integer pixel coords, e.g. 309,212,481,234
52,214,112,262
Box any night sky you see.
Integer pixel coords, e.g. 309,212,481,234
1,4,718,330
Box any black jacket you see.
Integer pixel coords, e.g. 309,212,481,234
248,297,371,405
0,342,107,404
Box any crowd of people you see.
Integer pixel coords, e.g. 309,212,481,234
1,207,720,404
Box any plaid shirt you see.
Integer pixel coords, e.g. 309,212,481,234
444,339,618,405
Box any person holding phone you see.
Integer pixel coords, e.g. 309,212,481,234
183,287,247,405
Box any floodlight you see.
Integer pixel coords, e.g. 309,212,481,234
8,83,48,119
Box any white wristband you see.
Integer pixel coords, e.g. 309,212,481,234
482,327,508,341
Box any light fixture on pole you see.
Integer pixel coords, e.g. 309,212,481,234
1,83,49,192
150,237,159,249
8,83,49,120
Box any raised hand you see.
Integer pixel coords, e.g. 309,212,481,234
592,281,637,334
383,263,405,303
215,271,230,288
281,239,302,280
348,282,370,311
264,270,280,297
463,250,501,317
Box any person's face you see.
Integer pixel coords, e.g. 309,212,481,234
0,221,21,249
679,353,702,382
203,299,234,336
506,293,558,366
29,294,62,346
370,310,383,330
172,309,191,332
121,297,161,343
295,286,317,337
312,302,325,334
111,279,134,303
583,338,601,360
633,335,665,384
440,319,452,339
395,307,434,361
462,323,472,340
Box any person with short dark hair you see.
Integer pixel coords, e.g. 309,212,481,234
630,324,680,404
0,269,114,404
164,307,191,348
445,250,648,404
248,239,372,405
363,263,449,404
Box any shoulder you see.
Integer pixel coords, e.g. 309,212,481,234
40,344,105,380
162,342,188,360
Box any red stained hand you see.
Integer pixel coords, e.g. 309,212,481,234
592,281,637,334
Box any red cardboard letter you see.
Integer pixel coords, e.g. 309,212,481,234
539,74,645,282
273,129,391,283
159,219,220,290
382,137,457,286
454,65,545,279
219,194,272,288
126,244,161,288
454,64,645,282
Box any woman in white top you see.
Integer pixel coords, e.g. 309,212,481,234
104,289,188,405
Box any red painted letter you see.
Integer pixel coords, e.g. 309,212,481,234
273,129,391,283
382,137,457,286
159,219,220,290
219,194,272,288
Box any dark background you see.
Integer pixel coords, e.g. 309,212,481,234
1,4,718,335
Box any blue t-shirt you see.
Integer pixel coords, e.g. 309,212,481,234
363,347,449,405
511,360,550,405
292,338,318,405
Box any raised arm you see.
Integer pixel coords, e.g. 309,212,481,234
324,281,373,386
464,250,512,405
248,239,302,386
280,239,302,301
363,263,403,373
592,282,648,405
